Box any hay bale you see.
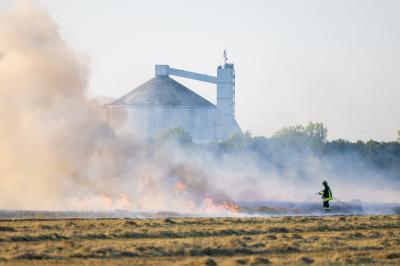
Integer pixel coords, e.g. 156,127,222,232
0,226,16,232
14,252,49,260
299,256,314,264
204,257,217,266
269,227,289,233
164,218,176,224
235,258,248,265
251,256,271,264
125,220,138,226
292,233,303,239
387,253,400,259
265,234,277,240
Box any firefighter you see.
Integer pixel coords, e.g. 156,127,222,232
319,181,333,211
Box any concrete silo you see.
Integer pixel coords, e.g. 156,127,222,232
106,57,241,142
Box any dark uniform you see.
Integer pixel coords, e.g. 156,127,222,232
319,181,333,211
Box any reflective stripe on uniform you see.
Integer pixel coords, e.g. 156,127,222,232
323,190,333,201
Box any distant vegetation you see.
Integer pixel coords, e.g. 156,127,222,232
220,122,400,174
158,123,400,181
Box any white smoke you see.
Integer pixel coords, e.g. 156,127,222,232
0,4,398,215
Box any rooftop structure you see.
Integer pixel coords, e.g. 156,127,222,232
107,53,241,142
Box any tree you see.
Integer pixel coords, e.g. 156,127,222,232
272,125,306,139
273,122,327,143
220,131,253,152
304,122,328,143
271,122,328,154
272,122,327,146
397,129,400,143
156,127,192,145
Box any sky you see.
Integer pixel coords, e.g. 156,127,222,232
1,0,399,141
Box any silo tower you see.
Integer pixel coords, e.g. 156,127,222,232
107,50,241,141
216,50,237,140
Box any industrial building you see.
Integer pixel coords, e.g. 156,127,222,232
106,57,241,142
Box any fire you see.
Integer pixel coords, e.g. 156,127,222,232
78,198,90,211
117,193,132,210
202,197,240,213
175,181,186,191
100,193,133,211
102,194,113,210
203,197,216,209
220,200,240,213
173,181,240,214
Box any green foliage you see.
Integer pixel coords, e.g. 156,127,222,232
155,127,192,145
220,131,253,152
365,140,380,160
273,125,306,139
215,123,400,177
272,122,328,152
273,122,327,143
155,123,400,178
304,122,328,143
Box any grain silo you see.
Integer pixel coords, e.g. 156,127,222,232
106,57,241,142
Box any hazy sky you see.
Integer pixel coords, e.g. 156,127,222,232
2,0,399,141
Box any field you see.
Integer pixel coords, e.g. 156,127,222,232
0,215,399,265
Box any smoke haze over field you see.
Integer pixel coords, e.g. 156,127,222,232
0,4,234,211
0,5,399,213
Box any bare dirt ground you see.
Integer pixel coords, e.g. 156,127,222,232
0,215,399,265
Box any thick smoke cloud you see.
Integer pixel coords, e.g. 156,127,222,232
0,4,398,214
0,4,117,209
0,4,235,212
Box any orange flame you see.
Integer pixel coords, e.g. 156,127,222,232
175,181,186,191
202,197,240,213
102,194,113,210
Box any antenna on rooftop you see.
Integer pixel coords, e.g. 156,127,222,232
222,47,228,66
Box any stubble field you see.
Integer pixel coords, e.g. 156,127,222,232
0,215,399,265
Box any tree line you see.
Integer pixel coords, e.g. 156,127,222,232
156,123,400,181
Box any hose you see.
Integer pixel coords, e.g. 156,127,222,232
293,194,317,209
333,196,359,211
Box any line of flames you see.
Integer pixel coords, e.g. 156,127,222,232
77,181,240,213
